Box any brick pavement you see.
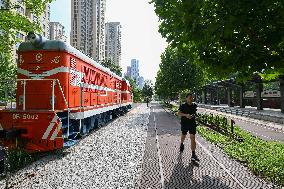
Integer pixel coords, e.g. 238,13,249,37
139,103,280,189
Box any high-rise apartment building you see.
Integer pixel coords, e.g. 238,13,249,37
71,0,106,62
49,22,67,42
25,3,50,38
96,0,106,61
39,5,50,38
105,22,121,66
0,0,50,62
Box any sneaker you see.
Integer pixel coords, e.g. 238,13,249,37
191,154,200,161
179,143,184,152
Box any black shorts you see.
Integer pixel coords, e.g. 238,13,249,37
181,124,196,135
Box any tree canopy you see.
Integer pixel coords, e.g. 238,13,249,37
100,59,123,77
0,0,53,50
151,0,284,81
142,80,154,100
0,0,53,99
125,76,142,102
155,45,207,100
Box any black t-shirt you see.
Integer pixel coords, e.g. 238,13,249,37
179,103,197,126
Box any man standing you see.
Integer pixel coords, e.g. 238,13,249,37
146,97,149,107
177,93,199,161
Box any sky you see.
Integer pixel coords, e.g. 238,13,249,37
50,0,167,82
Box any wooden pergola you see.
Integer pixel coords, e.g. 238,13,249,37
195,75,284,113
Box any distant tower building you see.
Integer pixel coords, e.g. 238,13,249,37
131,59,139,84
105,22,121,66
138,76,144,89
125,59,145,88
49,22,67,42
124,66,131,78
71,0,106,61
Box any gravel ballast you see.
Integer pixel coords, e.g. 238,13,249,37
0,104,149,189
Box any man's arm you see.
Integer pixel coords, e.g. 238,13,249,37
177,111,193,119
194,104,198,117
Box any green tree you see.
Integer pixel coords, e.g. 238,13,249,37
0,51,16,101
0,0,54,98
142,80,154,100
125,76,142,102
151,0,284,81
100,59,122,77
155,45,207,101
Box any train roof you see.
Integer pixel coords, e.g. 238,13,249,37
18,38,123,81
122,78,130,85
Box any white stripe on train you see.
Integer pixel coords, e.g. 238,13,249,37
70,102,133,120
42,102,132,140
42,115,58,139
50,122,62,140
18,66,69,79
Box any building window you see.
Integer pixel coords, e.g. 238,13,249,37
17,6,24,14
33,15,38,22
16,32,24,40
16,42,21,50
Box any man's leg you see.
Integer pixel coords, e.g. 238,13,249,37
181,133,186,144
180,132,186,152
189,134,196,152
190,128,199,161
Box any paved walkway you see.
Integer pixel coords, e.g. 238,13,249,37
139,103,280,189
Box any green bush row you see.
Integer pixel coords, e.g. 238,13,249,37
163,102,179,112
198,113,231,132
197,126,284,186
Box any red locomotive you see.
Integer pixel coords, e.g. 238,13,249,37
0,33,133,152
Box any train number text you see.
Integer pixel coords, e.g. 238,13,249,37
13,114,39,120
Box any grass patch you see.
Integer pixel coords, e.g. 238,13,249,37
0,148,43,177
197,126,284,186
6,149,34,172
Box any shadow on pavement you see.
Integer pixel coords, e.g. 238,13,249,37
165,154,193,189
165,154,235,189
